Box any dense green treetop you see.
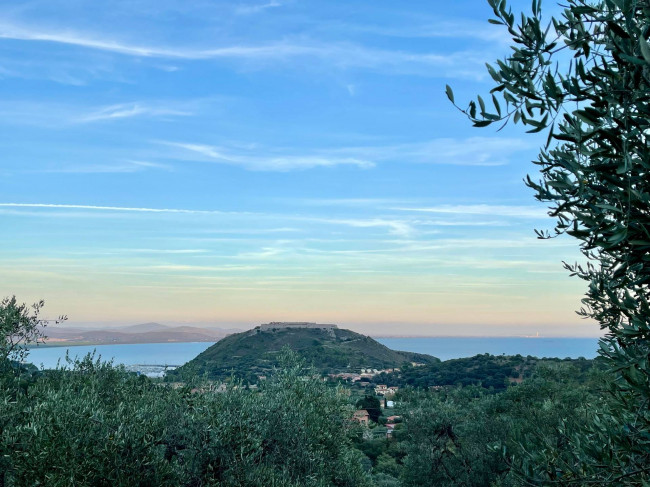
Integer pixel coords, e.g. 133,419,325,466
1,351,371,487
356,395,383,423
376,353,599,391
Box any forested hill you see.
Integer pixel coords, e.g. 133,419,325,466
374,353,600,391
170,324,438,380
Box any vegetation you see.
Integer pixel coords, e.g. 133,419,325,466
0,296,65,366
356,396,383,423
170,326,437,382
397,363,606,487
344,360,605,487
6,0,650,484
0,298,607,486
447,0,650,482
375,353,599,391
1,350,370,486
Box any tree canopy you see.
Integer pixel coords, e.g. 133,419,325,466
450,0,650,482
0,296,65,367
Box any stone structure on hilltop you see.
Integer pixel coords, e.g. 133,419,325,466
258,322,338,332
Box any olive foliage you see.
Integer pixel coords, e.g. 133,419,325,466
0,296,65,366
1,349,370,487
449,0,650,483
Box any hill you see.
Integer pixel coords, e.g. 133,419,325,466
170,322,438,381
373,353,601,391
117,322,169,333
44,323,232,345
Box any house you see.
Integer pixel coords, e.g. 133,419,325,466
352,409,370,426
329,372,360,381
375,384,399,396
386,423,397,438
386,415,401,424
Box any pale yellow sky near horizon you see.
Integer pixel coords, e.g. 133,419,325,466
14,260,600,338
2,208,601,338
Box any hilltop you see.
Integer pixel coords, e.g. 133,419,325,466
170,322,438,380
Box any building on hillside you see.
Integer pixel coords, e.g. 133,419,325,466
386,415,401,424
258,322,338,332
329,372,360,382
352,409,370,426
375,384,398,396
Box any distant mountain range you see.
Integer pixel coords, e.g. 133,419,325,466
43,322,241,345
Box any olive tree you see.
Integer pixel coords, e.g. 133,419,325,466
2,349,371,487
449,0,650,483
0,296,65,367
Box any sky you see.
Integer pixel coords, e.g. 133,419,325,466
0,0,600,337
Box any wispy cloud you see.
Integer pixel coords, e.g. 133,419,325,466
0,202,414,237
0,99,202,127
284,197,406,207
0,21,495,78
415,219,507,227
0,203,229,214
114,248,207,254
392,204,549,219
160,136,529,171
149,264,261,272
77,103,191,123
44,160,171,174
0,22,194,58
235,1,283,15
344,20,511,44
307,217,414,237
329,137,532,166
160,141,374,171
333,218,413,237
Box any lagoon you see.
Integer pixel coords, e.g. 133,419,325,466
26,342,214,371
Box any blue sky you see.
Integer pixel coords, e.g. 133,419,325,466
0,0,599,336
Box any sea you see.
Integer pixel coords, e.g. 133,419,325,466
376,337,600,362
24,337,601,375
